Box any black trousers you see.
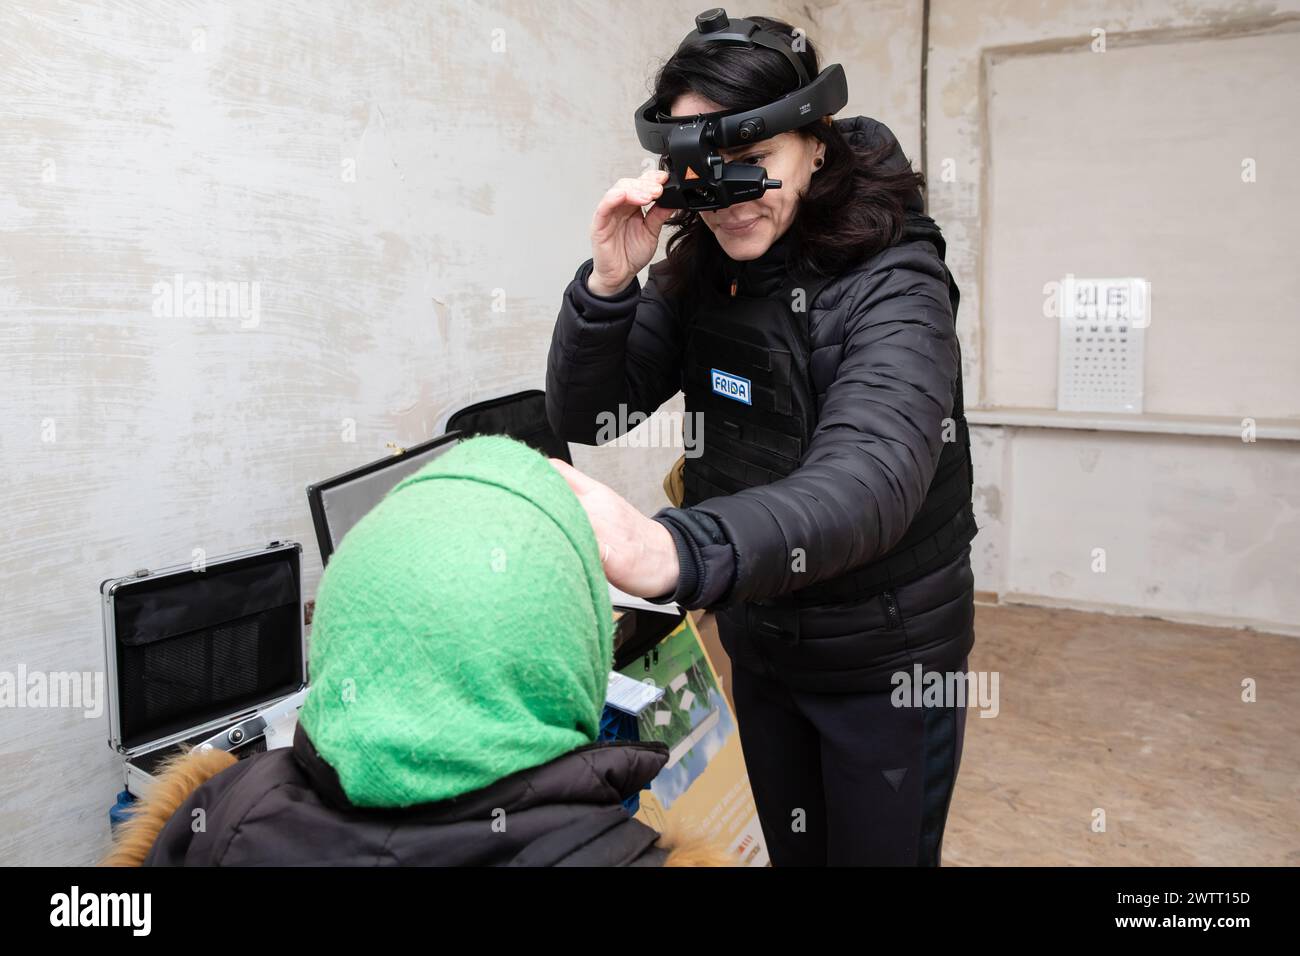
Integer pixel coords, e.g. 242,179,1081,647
731,655,969,866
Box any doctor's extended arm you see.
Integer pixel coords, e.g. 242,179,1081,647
651,241,961,609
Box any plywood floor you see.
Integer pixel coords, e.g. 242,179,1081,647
942,602,1300,866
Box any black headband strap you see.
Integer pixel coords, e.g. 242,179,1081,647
679,20,810,88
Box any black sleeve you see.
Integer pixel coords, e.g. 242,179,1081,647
545,258,685,445
646,510,736,609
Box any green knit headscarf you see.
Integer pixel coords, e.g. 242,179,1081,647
297,434,614,807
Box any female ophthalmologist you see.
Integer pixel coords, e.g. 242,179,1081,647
544,12,978,867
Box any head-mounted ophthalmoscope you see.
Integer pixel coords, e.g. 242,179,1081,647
634,8,849,212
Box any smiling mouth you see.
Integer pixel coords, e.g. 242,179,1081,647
719,218,760,233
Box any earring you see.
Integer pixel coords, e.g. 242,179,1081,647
814,157,824,171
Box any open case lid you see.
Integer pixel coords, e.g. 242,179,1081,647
443,389,572,465
307,432,462,566
101,541,306,756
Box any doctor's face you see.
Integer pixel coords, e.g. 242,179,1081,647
669,92,825,262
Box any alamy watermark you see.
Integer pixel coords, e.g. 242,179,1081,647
151,273,260,328
0,666,104,718
891,664,999,718
594,405,704,457
50,886,150,936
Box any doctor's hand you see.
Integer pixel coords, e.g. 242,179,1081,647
548,458,680,600
588,168,673,298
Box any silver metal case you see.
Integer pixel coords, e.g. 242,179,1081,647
100,541,307,796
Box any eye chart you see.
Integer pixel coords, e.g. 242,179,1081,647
1056,276,1149,413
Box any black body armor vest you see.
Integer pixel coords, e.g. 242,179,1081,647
680,268,977,606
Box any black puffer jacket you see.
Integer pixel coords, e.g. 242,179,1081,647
143,724,674,866
546,116,975,693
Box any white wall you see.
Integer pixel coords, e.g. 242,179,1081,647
922,0,1300,631
969,424,1300,634
816,0,924,160
983,26,1300,416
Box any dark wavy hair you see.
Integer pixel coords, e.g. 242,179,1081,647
647,15,925,300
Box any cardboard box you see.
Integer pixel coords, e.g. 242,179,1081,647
617,612,767,866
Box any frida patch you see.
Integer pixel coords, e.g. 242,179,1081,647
710,368,752,405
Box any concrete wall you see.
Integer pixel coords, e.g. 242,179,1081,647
983,24,1300,416
921,0,1300,632
816,0,924,160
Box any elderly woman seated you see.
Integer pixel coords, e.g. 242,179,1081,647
104,435,728,867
